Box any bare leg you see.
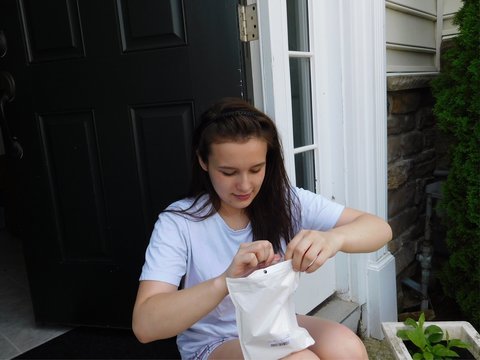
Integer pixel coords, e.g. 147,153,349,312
297,315,369,359
209,339,320,360
209,315,368,360
208,339,242,359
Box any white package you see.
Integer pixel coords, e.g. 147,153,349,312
226,260,314,360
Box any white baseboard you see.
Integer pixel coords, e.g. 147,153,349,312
366,252,398,339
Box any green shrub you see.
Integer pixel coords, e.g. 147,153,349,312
431,0,480,329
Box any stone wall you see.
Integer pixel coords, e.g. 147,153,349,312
386,75,442,278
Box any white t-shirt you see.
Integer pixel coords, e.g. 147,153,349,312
139,187,344,359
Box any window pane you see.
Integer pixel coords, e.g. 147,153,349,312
295,150,316,192
290,57,313,148
286,0,309,51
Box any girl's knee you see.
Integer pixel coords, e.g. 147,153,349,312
282,348,320,360
296,316,368,359
331,324,367,358
343,331,368,358
313,322,367,359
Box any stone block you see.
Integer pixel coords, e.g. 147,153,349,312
401,131,424,156
387,74,436,92
389,208,418,239
422,127,437,148
388,91,422,114
388,114,416,135
388,182,415,217
416,106,435,129
394,242,418,275
413,149,436,165
388,235,403,254
394,225,423,251
388,135,402,163
411,158,436,179
388,160,413,190
411,214,426,239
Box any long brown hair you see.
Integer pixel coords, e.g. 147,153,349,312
170,98,299,253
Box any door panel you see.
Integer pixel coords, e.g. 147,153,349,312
130,102,194,232
19,0,85,62
38,110,109,261
0,0,245,327
116,0,186,51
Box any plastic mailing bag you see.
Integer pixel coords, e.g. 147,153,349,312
226,260,314,360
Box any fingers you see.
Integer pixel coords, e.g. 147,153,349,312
304,250,329,273
285,230,315,271
228,241,276,278
306,254,318,269
237,252,260,269
239,240,274,265
284,231,302,261
285,230,332,272
259,251,281,268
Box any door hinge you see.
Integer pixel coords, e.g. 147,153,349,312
238,4,258,42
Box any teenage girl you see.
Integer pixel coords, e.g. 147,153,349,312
132,98,392,359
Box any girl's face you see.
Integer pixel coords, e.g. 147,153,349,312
199,137,267,216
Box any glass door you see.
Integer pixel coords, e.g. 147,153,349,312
287,0,317,192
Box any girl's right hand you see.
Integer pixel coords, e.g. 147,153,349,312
223,240,280,278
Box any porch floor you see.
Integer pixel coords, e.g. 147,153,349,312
0,229,70,359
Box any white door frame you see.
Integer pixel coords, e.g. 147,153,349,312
250,0,397,338
250,0,339,315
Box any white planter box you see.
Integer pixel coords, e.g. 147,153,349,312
382,321,480,360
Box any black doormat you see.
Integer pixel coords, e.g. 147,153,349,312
14,327,180,359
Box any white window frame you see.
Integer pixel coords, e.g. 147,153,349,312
251,0,397,338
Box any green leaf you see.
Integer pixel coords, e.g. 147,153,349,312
423,350,434,360
425,325,444,343
407,328,427,349
432,344,460,357
412,353,424,360
405,317,419,328
448,338,471,349
418,312,425,329
397,329,409,340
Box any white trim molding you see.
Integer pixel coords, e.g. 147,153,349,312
254,0,296,179
340,0,397,338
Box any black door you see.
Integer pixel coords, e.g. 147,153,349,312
0,0,247,328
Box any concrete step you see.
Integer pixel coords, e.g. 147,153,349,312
310,295,362,333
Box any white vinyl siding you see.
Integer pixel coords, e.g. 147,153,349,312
442,0,462,39
386,0,461,73
386,1,439,72
388,0,437,14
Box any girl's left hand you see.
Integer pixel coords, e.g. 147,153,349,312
284,230,343,273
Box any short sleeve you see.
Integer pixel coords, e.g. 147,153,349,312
295,187,345,231
139,211,189,286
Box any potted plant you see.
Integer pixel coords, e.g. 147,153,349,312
397,313,472,359
382,313,480,360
